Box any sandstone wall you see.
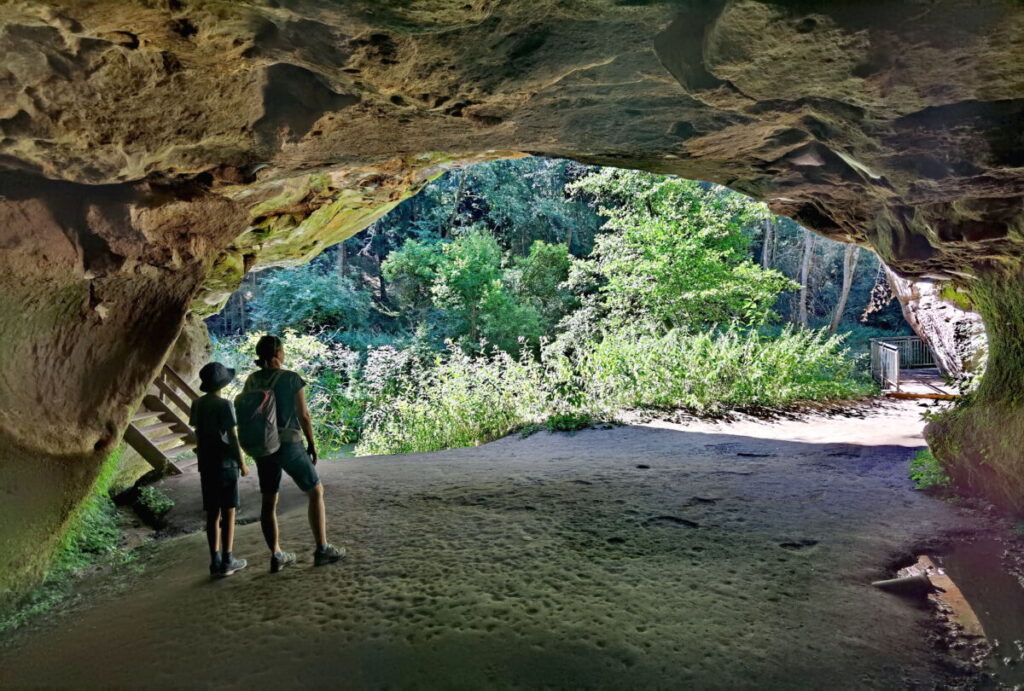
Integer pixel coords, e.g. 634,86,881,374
2,0,1024,597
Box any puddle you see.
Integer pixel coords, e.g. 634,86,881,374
937,537,1024,685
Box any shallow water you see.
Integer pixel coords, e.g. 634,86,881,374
938,537,1024,686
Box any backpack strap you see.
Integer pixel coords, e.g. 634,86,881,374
244,368,287,392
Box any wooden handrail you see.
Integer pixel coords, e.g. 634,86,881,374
162,365,200,402
154,377,192,418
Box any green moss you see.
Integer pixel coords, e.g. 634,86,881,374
0,445,133,633
939,283,973,311
925,269,1024,511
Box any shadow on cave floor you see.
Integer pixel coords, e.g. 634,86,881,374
0,401,985,689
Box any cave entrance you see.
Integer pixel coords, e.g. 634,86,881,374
199,157,914,461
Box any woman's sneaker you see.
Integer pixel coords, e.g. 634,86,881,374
270,551,297,573
218,556,247,577
314,544,346,566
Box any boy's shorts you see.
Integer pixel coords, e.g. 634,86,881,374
200,464,240,512
255,442,320,494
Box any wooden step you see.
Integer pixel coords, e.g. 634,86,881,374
164,442,196,459
173,455,199,471
138,421,176,435
131,409,161,422
151,431,190,447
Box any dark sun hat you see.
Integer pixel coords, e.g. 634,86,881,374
198,362,236,392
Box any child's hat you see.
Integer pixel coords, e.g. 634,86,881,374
198,362,236,392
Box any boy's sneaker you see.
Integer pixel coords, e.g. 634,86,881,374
270,551,297,573
209,558,222,578
218,556,247,578
314,543,346,567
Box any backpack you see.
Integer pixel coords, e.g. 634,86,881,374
234,370,284,459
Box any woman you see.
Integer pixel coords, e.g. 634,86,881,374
246,335,345,572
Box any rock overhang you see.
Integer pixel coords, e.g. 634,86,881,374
3,0,1024,597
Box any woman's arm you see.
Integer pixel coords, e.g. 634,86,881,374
296,387,317,464
227,426,249,476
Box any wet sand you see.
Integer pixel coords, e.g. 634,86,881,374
0,401,979,689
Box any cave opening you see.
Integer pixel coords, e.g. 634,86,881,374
2,0,1024,684
198,156,918,461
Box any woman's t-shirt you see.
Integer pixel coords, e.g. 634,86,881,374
245,368,307,443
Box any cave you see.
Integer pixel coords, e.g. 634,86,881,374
1,0,1022,632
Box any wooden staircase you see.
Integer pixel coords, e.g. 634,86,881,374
124,365,200,475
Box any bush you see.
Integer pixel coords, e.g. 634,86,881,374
909,449,950,490
355,327,871,455
137,486,174,520
577,326,875,414
545,411,594,432
356,346,550,456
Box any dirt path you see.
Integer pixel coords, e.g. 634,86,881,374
0,401,980,689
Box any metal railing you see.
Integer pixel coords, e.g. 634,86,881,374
869,336,935,391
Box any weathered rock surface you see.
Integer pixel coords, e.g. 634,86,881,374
886,270,987,381
1,0,1023,596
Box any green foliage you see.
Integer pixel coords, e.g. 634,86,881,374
909,449,950,490
514,241,575,331
356,328,872,455
382,228,544,353
356,347,550,456
545,411,594,432
569,169,796,330
137,486,174,519
208,160,898,461
249,257,373,334
577,326,874,414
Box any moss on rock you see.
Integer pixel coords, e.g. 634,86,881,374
926,269,1024,511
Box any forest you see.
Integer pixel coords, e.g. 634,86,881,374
207,158,907,457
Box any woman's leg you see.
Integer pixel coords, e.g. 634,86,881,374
260,492,281,554
307,483,327,547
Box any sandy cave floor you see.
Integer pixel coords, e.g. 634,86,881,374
0,400,986,689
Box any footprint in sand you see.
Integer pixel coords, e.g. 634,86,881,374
778,538,819,551
643,515,700,528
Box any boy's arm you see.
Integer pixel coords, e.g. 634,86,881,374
228,426,248,477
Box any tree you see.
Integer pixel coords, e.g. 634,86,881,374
568,169,797,331
382,228,543,353
514,241,574,331
829,244,860,333
797,229,816,328
248,257,374,334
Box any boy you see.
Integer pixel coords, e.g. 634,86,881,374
190,362,249,578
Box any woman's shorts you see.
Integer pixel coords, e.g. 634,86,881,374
200,464,240,511
256,442,320,494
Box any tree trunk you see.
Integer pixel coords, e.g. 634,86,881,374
336,243,346,276
828,244,859,333
797,229,815,327
761,219,774,269
377,255,389,305
443,170,468,238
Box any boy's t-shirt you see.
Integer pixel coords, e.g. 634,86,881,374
189,394,238,470
244,369,306,444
